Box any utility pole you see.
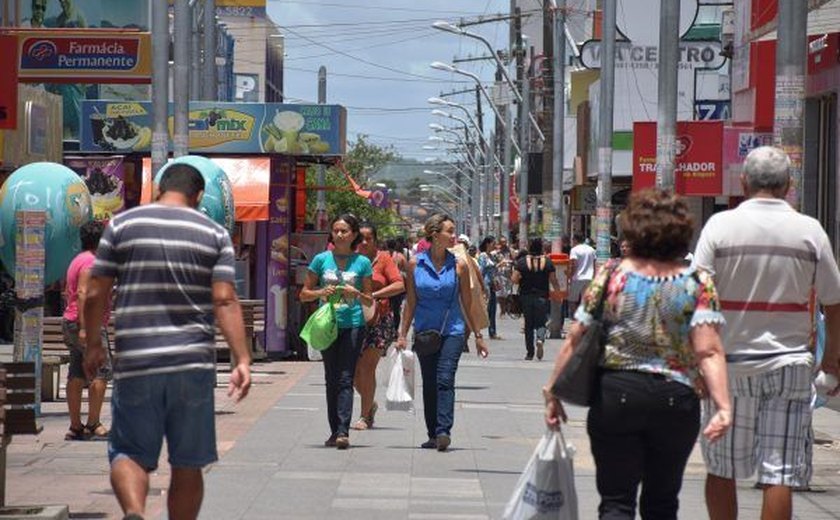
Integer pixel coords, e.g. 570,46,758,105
655,0,679,190
190,3,201,101
151,0,169,175
488,130,497,235
173,0,191,157
551,0,566,253
774,0,807,210
202,0,217,100
316,66,328,230
548,0,566,340
498,52,510,240
596,0,616,263
514,7,528,247
475,85,488,235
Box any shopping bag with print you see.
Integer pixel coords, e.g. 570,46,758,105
385,350,415,412
377,346,399,387
502,429,578,520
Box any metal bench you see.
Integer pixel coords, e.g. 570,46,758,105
0,362,42,506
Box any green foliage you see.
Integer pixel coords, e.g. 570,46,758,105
305,135,409,239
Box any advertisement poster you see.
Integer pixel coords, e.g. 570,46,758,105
722,127,773,196
66,156,125,219
80,101,347,156
265,158,292,354
19,1,149,30
632,121,723,196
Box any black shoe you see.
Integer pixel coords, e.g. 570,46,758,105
525,354,534,360
420,438,437,449
436,434,451,452
324,433,338,447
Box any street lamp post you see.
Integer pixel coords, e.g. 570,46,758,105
432,21,545,142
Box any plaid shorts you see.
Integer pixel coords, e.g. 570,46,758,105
701,364,814,487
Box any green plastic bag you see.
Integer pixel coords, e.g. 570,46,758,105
300,292,340,351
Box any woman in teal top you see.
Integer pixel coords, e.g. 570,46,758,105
300,213,373,450
397,214,488,452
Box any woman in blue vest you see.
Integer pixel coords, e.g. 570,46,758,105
397,214,489,451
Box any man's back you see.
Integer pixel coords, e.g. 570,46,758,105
92,204,235,379
694,198,840,375
570,243,596,281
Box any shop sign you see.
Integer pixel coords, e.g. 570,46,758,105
80,101,347,156
17,30,152,83
0,34,19,130
632,121,723,196
169,0,266,18
808,33,839,75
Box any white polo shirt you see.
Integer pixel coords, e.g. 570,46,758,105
694,198,840,376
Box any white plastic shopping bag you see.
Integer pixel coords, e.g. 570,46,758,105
385,350,415,412
307,344,322,361
502,429,578,520
377,347,399,388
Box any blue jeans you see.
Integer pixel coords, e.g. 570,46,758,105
417,334,464,438
321,327,364,436
486,291,497,337
108,369,217,471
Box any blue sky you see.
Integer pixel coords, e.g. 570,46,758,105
266,0,514,160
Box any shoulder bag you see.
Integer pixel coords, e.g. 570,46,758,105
550,261,619,406
413,270,459,357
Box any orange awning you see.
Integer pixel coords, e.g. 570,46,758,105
142,157,270,221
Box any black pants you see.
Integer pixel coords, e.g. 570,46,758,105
587,370,700,520
321,327,364,436
520,293,548,356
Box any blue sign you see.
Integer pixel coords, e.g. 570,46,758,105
79,101,347,156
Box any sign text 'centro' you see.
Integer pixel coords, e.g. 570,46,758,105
580,41,725,70
21,37,140,71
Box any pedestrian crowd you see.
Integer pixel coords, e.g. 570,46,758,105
33,146,839,520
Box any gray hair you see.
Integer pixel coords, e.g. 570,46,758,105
742,146,791,194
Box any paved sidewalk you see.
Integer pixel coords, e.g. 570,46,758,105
4,314,840,519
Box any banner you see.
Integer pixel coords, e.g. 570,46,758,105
722,127,773,197
632,121,724,196
16,30,152,84
19,0,149,30
265,158,293,354
0,35,19,130
65,156,125,220
80,101,347,156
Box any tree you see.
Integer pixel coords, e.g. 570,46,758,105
305,135,409,238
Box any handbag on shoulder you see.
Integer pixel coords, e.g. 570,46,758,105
550,262,618,406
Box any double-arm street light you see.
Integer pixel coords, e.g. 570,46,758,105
423,169,470,197
431,22,545,142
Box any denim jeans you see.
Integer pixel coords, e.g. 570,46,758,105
520,293,548,356
321,327,364,436
587,370,700,519
486,291,497,337
417,334,464,438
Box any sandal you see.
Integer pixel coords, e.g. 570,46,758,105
367,401,378,427
85,421,109,440
351,416,371,430
65,425,86,441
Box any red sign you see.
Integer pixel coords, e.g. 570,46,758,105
16,30,151,84
0,34,19,130
632,121,724,196
808,33,840,75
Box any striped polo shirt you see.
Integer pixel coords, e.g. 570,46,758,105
91,204,235,379
694,198,840,376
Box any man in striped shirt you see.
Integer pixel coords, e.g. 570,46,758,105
694,146,840,520
83,163,251,520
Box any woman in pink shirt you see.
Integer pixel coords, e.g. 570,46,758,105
62,220,111,440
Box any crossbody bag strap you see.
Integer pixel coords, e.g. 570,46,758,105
592,260,620,320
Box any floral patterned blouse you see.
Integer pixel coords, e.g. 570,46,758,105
574,259,725,389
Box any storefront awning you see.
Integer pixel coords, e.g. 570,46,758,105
142,157,270,221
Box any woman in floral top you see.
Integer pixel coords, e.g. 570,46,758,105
543,189,732,519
